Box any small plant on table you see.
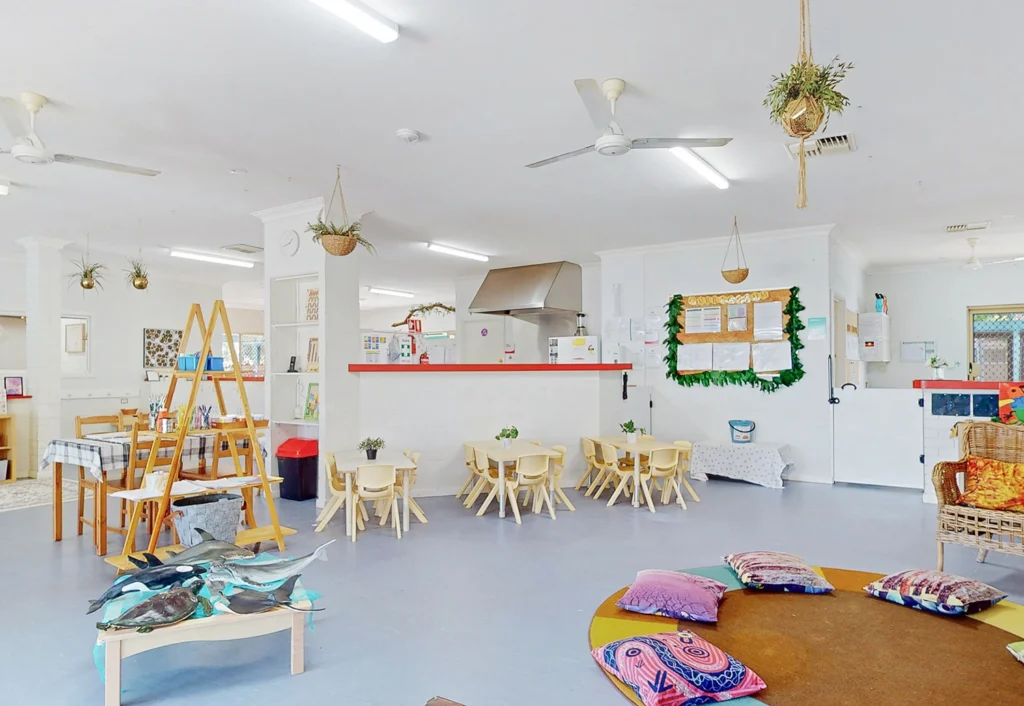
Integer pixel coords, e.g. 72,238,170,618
496,426,519,448
358,437,385,460
620,420,645,444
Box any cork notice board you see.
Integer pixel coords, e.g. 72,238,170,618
664,286,806,393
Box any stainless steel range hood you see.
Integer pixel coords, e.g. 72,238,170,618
468,261,582,318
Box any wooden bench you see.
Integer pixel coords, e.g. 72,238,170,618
96,607,305,706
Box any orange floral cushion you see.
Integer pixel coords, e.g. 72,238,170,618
958,455,1024,511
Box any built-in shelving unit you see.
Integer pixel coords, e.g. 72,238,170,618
268,272,321,439
271,321,319,329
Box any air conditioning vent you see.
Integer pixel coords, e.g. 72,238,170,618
222,243,263,254
946,222,991,233
786,133,857,160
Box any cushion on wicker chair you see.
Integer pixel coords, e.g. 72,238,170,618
592,630,767,705
864,570,1006,616
959,455,1024,512
723,550,834,594
616,570,728,623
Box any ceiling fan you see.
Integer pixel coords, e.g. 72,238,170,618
0,92,160,177
525,78,732,169
964,236,1024,270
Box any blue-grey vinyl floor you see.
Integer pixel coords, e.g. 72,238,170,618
2,480,1023,705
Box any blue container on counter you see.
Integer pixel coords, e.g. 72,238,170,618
729,420,755,444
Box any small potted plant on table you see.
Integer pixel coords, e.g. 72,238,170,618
620,420,645,444
358,437,385,460
496,426,519,449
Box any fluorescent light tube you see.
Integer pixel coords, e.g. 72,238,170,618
670,147,729,190
423,333,448,339
426,242,489,262
0,181,8,196
169,250,255,268
307,0,400,43
368,287,414,298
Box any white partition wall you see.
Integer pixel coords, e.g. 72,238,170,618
254,199,361,505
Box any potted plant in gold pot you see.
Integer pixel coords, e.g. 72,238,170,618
124,257,149,290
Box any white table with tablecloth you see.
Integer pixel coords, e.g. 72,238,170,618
689,441,792,489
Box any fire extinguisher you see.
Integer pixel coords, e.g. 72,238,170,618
419,351,430,364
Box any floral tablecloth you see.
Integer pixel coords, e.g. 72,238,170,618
689,441,792,489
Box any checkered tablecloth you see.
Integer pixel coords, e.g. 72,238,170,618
39,432,268,481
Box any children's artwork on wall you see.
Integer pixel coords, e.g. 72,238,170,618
4,376,24,396
304,383,320,421
664,286,806,393
304,287,320,321
998,383,1024,424
143,328,183,368
306,337,320,373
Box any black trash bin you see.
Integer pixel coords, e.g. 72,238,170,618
276,438,318,501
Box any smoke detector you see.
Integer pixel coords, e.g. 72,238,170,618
946,221,991,233
222,243,263,255
786,133,857,160
396,128,421,144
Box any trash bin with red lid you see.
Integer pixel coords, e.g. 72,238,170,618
276,438,319,501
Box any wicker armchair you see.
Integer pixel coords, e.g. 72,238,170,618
933,421,1024,571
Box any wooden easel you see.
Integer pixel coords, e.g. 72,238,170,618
106,301,294,571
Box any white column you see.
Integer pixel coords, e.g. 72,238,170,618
17,237,69,475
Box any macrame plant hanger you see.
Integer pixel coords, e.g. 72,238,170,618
318,166,358,256
720,216,749,284
782,0,823,210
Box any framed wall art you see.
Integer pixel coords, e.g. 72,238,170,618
143,328,183,369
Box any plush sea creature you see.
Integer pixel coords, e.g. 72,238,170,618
87,563,208,614
210,575,322,615
126,529,254,570
96,581,210,633
207,540,335,587
1009,641,1024,664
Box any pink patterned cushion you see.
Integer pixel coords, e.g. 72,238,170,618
724,550,834,594
592,630,767,706
617,570,728,623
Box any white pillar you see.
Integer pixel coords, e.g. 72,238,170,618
17,237,69,475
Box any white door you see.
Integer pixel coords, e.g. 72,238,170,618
459,319,506,363
833,387,924,488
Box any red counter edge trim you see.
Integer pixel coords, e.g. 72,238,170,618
913,380,1003,390
348,363,632,373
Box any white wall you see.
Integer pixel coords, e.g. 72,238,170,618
863,261,1024,388
226,307,264,333
600,227,835,484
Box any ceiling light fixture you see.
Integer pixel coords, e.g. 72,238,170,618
169,250,255,268
307,0,400,43
368,287,414,298
670,148,729,190
426,242,489,262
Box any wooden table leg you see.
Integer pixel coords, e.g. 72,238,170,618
104,639,121,706
345,473,353,537
97,472,108,556
53,462,63,542
290,611,305,675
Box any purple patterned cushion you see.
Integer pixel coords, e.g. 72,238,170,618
723,550,834,594
617,570,728,623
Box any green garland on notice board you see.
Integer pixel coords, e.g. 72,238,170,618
662,286,806,393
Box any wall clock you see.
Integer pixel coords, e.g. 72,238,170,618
280,229,300,257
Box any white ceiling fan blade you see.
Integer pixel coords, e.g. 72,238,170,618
984,256,1024,266
53,154,160,177
0,97,31,144
574,79,611,129
631,137,732,149
525,145,596,169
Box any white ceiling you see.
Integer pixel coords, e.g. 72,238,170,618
2,0,1024,304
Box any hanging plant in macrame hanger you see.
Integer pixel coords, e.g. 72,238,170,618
721,216,749,284
764,0,853,208
307,166,376,256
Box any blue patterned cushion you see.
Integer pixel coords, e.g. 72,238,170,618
723,551,833,594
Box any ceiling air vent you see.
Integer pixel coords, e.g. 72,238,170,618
946,222,991,233
222,243,264,254
786,133,857,160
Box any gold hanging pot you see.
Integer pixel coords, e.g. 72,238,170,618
721,216,749,284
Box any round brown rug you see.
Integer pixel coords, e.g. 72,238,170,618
590,567,1024,705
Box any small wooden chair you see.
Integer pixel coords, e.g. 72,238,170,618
315,451,359,532
473,448,508,516
590,443,623,500
522,442,574,511
352,464,400,542
672,441,702,503
395,450,427,524
74,414,120,548
606,444,655,510
648,447,685,510
505,453,556,523
456,444,478,499
576,438,600,492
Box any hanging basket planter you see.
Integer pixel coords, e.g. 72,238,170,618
125,256,150,291
307,167,375,257
764,0,853,209
69,254,105,291
721,216,749,284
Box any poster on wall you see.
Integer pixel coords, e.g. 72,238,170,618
143,328,183,368
684,307,722,334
